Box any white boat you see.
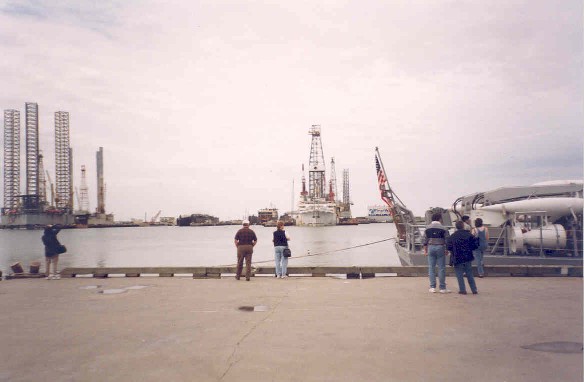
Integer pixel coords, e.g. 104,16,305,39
258,207,278,224
374,148,583,266
367,205,393,223
449,181,583,260
294,199,338,226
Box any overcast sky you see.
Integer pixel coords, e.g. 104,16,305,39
1,0,582,221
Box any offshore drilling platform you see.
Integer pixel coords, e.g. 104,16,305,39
1,102,114,229
293,125,353,226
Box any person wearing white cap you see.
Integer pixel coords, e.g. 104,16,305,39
234,220,258,281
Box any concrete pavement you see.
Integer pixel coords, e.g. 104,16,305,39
0,276,581,381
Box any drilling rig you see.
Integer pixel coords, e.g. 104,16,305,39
293,125,338,226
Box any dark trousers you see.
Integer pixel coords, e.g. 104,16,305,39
236,245,254,280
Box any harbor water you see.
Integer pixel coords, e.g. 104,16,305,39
0,223,401,275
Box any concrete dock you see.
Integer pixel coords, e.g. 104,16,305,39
0,276,581,381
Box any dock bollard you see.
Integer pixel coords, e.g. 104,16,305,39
11,262,24,274
29,261,41,274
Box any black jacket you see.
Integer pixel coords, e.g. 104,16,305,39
446,229,478,265
273,230,288,247
42,226,62,256
423,221,449,246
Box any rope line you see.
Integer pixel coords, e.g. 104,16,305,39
223,237,396,267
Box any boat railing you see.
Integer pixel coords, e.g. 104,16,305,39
398,222,455,253
490,222,583,258
400,220,582,257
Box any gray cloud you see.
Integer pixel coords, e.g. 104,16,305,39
0,1,581,220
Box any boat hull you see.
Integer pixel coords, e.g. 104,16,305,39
294,200,338,226
294,211,337,226
395,243,583,267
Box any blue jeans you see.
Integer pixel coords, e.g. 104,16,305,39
274,246,288,277
473,249,485,276
427,245,446,290
454,261,477,293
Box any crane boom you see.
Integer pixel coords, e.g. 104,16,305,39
150,210,162,223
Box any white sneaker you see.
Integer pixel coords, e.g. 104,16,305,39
429,288,436,293
52,274,61,280
282,275,288,279
439,289,452,294
45,275,52,280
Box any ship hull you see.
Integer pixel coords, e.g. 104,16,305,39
395,242,583,267
294,211,337,226
294,199,338,227
0,213,76,229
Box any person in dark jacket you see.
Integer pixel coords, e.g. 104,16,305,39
272,221,290,278
447,221,479,295
234,220,257,281
42,224,65,280
423,212,451,293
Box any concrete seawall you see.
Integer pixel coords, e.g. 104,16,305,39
54,265,582,278
6,265,582,279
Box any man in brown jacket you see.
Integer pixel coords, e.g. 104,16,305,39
234,220,257,281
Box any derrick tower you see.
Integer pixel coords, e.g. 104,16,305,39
69,147,74,210
96,147,105,214
308,125,326,200
79,165,89,213
329,157,338,202
55,111,71,210
342,169,350,205
25,102,39,197
300,164,308,201
38,151,47,206
3,109,20,211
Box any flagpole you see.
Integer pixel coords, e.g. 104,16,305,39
375,146,408,209
375,146,420,242
375,147,391,192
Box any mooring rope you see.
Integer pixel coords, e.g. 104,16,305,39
222,237,396,267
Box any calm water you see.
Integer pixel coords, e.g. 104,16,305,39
0,224,400,275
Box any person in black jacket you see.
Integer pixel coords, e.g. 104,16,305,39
42,224,65,280
272,221,290,278
447,221,479,295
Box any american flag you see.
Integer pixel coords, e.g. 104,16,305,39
375,155,393,207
